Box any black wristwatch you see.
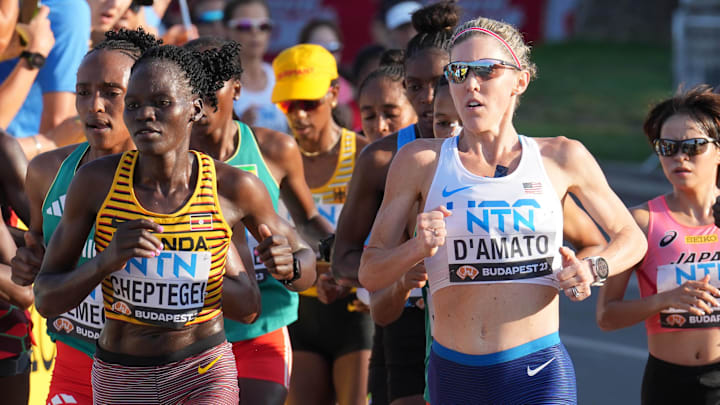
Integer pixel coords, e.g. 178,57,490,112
281,256,301,287
20,51,46,69
585,256,609,286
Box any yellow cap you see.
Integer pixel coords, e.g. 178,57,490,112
271,44,338,103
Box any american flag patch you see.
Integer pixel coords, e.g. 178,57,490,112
522,182,543,194
190,213,213,230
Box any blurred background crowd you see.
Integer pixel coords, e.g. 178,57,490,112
0,1,718,404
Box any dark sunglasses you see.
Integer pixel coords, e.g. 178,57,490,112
227,18,273,32
277,99,324,114
444,59,521,84
653,138,718,157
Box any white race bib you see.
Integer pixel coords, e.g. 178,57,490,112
107,251,212,328
445,232,556,283
657,261,720,328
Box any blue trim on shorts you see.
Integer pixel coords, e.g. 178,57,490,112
432,332,560,366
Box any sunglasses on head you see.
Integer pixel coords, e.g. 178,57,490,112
227,18,273,32
653,138,718,157
444,59,521,84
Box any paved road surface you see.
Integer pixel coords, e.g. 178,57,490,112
562,159,671,404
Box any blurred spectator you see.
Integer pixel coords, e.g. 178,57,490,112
0,0,90,138
380,0,420,49
88,0,132,46
225,0,288,132
0,4,55,130
0,0,18,54
299,18,354,129
191,0,226,37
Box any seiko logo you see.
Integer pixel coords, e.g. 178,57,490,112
659,231,678,247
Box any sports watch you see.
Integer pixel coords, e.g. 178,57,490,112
20,51,45,69
281,256,301,287
585,256,609,286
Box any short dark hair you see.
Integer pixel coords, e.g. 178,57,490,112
184,37,244,81
133,41,242,109
91,28,162,61
357,49,405,97
643,85,720,144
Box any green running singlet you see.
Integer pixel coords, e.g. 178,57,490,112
223,121,298,341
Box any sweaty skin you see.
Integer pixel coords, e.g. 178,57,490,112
598,113,720,366
33,58,314,358
358,35,647,357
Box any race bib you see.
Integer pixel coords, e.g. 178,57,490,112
246,229,271,282
657,261,720,328
48,285,104,342
446,233,555,283
107,251,211,329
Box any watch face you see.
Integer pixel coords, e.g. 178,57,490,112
595,258,609,278
30,54,44,67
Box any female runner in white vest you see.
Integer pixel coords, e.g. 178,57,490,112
358,16,647,404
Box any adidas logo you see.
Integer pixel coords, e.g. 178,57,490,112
45,195,66,217
48,393,78,404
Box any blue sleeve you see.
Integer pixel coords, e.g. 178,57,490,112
37,0,91,94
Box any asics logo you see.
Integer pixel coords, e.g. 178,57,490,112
659,231,678,247
442,185,471,197
526,357,555,377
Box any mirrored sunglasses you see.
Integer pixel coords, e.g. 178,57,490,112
444,59,521,84
653,137,718,157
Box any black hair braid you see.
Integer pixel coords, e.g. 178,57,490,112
93,28,162,60
357,49,405,97
197,42,243,101
406,1,460,59
133,45,218,108
184,37,243,81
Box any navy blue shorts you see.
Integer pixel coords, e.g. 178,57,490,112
428,332,577,404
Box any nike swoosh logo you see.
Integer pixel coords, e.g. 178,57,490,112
526,356,555,377
198,354,223,375
442,185,472,197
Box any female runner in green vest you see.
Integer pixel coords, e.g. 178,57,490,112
185,36,332,405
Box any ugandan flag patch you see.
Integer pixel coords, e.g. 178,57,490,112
190,213,213,231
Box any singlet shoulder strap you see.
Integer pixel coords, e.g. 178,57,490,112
397,124,416,150
41,142,90,217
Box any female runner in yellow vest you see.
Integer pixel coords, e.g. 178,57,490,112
33,42,316,404
272,44,371,405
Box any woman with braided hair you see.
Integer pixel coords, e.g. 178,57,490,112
359,15,647,404
356,49,417,142
10,28,160,405
31,40,315,403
